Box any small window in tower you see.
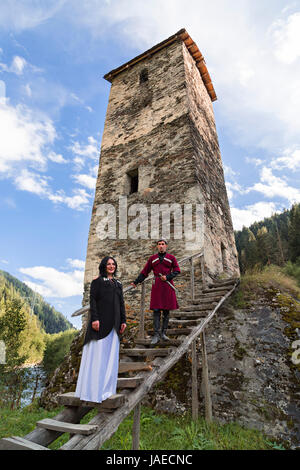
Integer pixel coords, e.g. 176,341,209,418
139,68,148,84
127,168,139,194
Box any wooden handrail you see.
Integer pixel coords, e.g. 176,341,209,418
71,250,204,317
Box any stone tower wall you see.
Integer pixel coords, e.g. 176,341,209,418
82,37,239,311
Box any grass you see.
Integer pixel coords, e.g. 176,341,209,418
230,264,300,309
0,402,285,450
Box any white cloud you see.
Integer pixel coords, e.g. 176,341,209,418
225,181,244,201
14,169,50,195
270,148,300,170
47,187,91,210
19,264,84,298
67,258,85,269
271,11,300,64
70,136,99,163
48,151,67,164
249,166,300,203
0,99,56,174
0,55,27,75
62,1,300,154
0,99,92,210
0,259,9,264
0,0,65,32
72,173,96,190
231,201,279,231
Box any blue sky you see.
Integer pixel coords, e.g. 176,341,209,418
0,0,299,329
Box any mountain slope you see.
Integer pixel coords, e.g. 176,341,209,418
0,270,73,333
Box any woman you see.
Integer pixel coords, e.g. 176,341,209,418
75,256,126,403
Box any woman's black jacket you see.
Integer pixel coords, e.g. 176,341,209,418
83,276,126,346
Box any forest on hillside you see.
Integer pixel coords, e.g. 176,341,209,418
0,271,78,409
234,202,300,281
0,270,73,334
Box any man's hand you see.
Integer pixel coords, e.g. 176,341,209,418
130,282,137,288
92,320,100,331
160,275,167,281
120,323,127,334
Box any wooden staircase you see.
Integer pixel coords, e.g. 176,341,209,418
0,251,239,450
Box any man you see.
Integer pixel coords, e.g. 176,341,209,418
131,240,180,344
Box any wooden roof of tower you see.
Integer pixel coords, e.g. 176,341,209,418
103,28,217,102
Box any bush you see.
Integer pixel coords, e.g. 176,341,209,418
42,329,78,378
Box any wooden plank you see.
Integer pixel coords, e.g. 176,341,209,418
193,294,223,301
22,405,92,448
132,402,141,450
203,286,233,293
172,312,207,319
190,257,195,301
191,339,199,420
192,298,220,304
200,330,212,423
208,279,238,288
137,282,146,339
169,318,202,326
36,418,98,435
120,348,171,357
58,392,124,409
117,377,143,388
148,328,192,335
181,304,216,311
0,436,50,450
118,362,152,373
60,282,238,450
135,338,181,346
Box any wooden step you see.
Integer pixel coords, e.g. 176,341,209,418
208,278,238,288
117,377,143,388
180,304,216,311
120,348,171,357
148,328,192,335
58,392,125,410
169,318,202,326
191,295,222,306
36,418,98,435
203,286,233,293
172,311,208,318
195,290,224,297
118,362,152,373
193,295,222,302
134,338,181,346
0,436,50,450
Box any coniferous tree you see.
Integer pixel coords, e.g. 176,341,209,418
288,204,300,263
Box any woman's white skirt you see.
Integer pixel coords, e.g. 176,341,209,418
75,328,120,403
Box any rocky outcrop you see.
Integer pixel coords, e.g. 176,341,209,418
145,282,300,449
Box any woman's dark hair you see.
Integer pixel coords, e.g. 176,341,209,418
98,256,118,277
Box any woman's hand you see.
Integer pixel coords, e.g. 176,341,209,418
160,275,167,281
92,320,100,331
120,323,127,334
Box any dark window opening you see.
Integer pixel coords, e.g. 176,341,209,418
139,68,148,84
128,168,139,194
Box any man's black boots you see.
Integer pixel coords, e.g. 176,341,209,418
151,310,161,345
161,310,170,341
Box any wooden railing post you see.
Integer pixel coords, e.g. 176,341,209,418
191,339,199,420
132,402,141,450
190,257,195,301
137,282,146,340
200,255,206,291
200,329,212,422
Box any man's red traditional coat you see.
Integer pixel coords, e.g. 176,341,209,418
140,253,180,310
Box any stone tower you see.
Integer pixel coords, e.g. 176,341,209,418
83,28,239,302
